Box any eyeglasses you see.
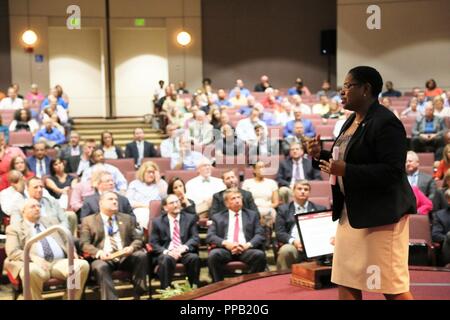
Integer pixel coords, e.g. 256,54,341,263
342,82,361,90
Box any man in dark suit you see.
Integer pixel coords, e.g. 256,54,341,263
405,151,436,200
275,180,327,270
80,171,133,220
27,142,52,178
277,142,322,188
411,104,446,153
150,194,200,289
432,189,450,265
207,189,266,282
59,131,82,161
209,170,259,218
125,128,157,167
66,139,96,176
80,191,148,300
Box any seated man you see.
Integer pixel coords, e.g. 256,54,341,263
80,191,148,300
207,189,266,282
185,158,226,219
33,118,66,147
210,170,259,218
235,108,268,144
284,107,315,138
81,148,127,193
125,128,157,167
0,86,23,110
432,189,450,265
405,151,436,201
150,194,200,289
26,177,77,235
4,198,89,300
59,131,82,161
411,104,446,153
159,124,181,158
277,142,322,187
188,110,214,146
170,134,204,170
80,171,133,220
0,170,26,221
275,180,327,271
282,120,308,156
67,138,96,176
27,142,52,178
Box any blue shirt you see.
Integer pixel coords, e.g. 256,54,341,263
284,119,316,138
288,87,301,96
424,119,436,134
0,126,9,144
41,97,69,110
170,151,204,170
33,128,66,145
229,87,251,98
216,99,232,108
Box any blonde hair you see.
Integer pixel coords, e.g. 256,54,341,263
136,161,160,182
91,170,111,188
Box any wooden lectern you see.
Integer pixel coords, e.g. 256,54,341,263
290,261,333,289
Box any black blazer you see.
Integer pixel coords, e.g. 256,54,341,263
100,145,124,159
206,208,265,250
209,188,259,218
312,101,416,228
149,212,200,256
431,208,450,243
80,191,134,220
275,201,327,244
125,141,157,165
66,155,91,174
276,157,322,187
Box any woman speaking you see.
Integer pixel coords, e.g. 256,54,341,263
308,66,416,300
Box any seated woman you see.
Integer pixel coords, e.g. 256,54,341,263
99,131,124,159
242,161,279,229
434,144,450,180
0,155,34,191
126,161,168,229
209,107,222,130
8,109,39,134
45,158,78,203
167,176,196,215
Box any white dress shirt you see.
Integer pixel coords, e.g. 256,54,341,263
100,213,123,254
226,210,246,245
290,159,305,186
136,141,144,165
81,163,127,191
289,202,309,244
235,118,268,143
76,157,91,176
185,175,226,207
160,138,180,158
26,219,65,260
0,97,23,110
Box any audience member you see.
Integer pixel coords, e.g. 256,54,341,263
0,133,26,175
45,158,78,202
33,118,66,147
316,80,337,99
254,75,272,92
80,191,148,300
59,131,81,161
0,155,34,191
433,96,450,117
126,161,168,229
401,97,421,119
229,79,251,98
287,78,311,96
27,142,52,178
431,189,450,265
0,170,27,220
282,121,308,156
284,107,315,138
170,135,204,170
406,151,436,200
150,194,200,289
229,87,248,109
125,128,157,167
0,86,23,110
159,124,181,158
8,109,38,134
167,177,196,215
434,144,450,180
312,95,331,116
67,138,95,176
26,83,45,105
275,180,327,270
411,104,446,153
235,108,268,143
381,81,402,97
99,131,124,159
188,110,214,146
425,78,443,98
291,95,312,114
4,198,89,300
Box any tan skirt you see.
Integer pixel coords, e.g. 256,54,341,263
331,207,410,294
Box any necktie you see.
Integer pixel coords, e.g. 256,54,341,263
39,160,44,177
233,213,240,243
35,223,54,262
108,217,119,253
172,218,182,249
294,161,301,180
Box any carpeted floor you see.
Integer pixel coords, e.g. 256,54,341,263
197,270,450,300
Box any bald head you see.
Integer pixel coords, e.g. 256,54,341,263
22,198,41,223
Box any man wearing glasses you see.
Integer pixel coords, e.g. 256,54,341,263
80,191,148,300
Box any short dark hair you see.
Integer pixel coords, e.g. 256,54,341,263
348,66,383,98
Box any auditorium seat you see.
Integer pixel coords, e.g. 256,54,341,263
408,214,436,266
164,170,197,184
143,157,171,174
104,159,135,173
308,181,332,198
1,109,15,125
417,153,435,166
125,171,136,183
315,125,335,140
419,166,434,176
309,196,331,208
9,131,33,147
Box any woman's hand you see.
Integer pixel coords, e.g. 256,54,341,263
154,170,161,183
306,134,321,160
319,159,346,177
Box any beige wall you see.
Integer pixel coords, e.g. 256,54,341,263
337,0,450,91
8,0,202,117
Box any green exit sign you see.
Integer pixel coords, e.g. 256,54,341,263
70,17,80,28
134,18,145,27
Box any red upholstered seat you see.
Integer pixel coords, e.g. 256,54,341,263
104,159,135,173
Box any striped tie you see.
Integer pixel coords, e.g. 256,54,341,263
35,223,54,262
108,217,118,253
172,218,182,249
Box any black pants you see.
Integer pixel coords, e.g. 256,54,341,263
91,250,148,300
154,253,201,289
411,136,443,153
208,248,266,282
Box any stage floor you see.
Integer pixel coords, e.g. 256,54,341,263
175,267,450,300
